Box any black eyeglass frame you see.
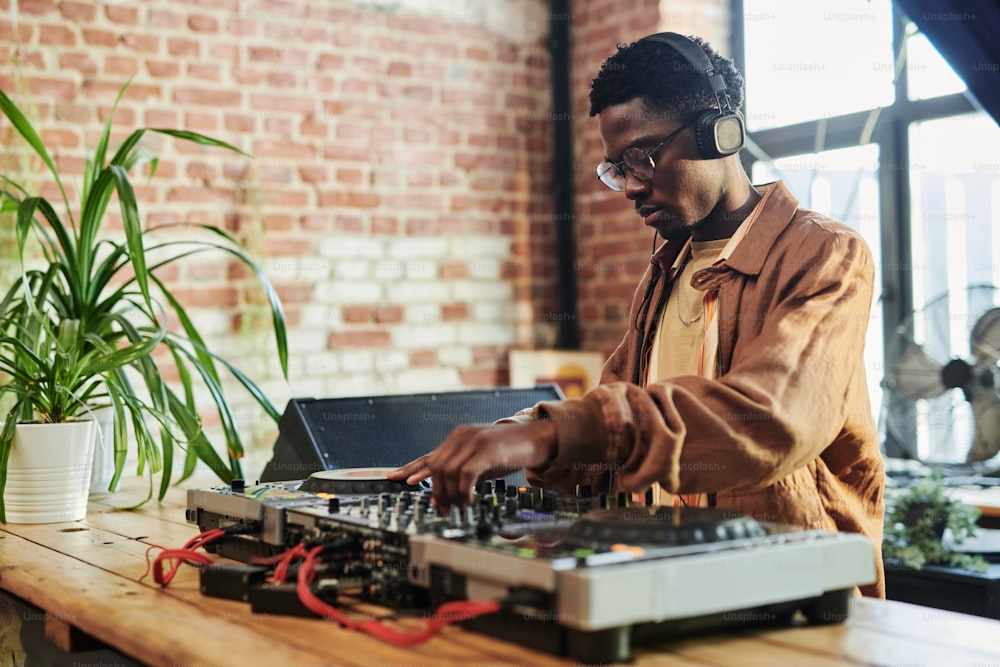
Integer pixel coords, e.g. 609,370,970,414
595,116,698,192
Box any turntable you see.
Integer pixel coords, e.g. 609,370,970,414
186,468,877,663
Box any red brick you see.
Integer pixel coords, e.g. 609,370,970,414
188,63,222,81
59,1,95,21
149,10,182,29
38,23,74,46
409,349,438,367
146,60,181,79
82,28,116,47
298,165,326,183
347,192,380,209
28,77,76,100
252,140,315,160
106,5,139,24
328,331,391,349
15,0,55,15
334,215,364,233
165,186,235,203
249,94,315,113
168,38,200,57
59,52,98,74
343,305,372,323
123,34,159,53
372,216,398,235
145,109,179,126
441,303,469,321
460,368,504,388
169,287,238,308
274,284,313,304
188,15,218,32
105,55,140,76
174,87,240,107
374,306,403,324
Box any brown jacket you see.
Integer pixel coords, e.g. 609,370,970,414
527,181,885,598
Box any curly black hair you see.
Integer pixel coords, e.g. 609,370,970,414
589,35,744,119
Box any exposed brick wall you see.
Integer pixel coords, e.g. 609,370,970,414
0,0,729,474
0,0,556,470
570,0,731,356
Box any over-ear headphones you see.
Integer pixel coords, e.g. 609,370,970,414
638,32,746,160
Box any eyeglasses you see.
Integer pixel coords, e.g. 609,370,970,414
595,118,696,192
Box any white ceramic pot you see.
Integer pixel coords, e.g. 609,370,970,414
4,420,95,523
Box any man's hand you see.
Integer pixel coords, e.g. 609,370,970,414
387,420,557,512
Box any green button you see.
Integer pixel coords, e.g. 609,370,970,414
516,547,537,558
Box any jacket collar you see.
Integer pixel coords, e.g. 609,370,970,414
648,180,799,277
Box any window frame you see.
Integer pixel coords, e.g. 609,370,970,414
731,1,978,455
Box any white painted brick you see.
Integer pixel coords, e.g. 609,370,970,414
333,259,370,280
467,257,500,280
390,324,457,348
387,237,449,259
458,321,517,346
327,373,378,397
301,352,341,376
318,236,384,259
286,329,327,352
300,303,342,328
287,376,329,398
404,259,438,280
395,367,463,394
298,257,333,282
405,304,440,324
472,302,513,323
374,351,409,375
265,256,330,282
316,281,383,304
339,349,375,373
449,236,510,258
437,346,473,367
372,259,404,280
385,281,449,304
451,280,512,301
264,257,299,282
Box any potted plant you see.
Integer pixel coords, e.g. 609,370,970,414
0,314,104,522
882,473,988,573
0,82,289,523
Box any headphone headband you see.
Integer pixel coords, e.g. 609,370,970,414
636,32,745,159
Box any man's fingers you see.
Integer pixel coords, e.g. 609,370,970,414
387,456,429,482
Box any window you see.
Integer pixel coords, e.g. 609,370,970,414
737,0,997,457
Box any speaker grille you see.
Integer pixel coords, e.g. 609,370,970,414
261,385,564,482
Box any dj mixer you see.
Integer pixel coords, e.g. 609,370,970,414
186,468,877,663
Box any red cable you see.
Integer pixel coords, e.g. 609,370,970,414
272,542,307,583
149,528,226,587
152,548,214,586
295,547,502,646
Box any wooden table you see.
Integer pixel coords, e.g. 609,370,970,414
3,476,1000,667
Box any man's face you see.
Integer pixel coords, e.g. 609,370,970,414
598,98,727,241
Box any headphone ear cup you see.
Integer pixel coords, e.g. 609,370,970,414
692,109,723,160
693,110,746,160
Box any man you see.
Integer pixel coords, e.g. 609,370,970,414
390,33,885,597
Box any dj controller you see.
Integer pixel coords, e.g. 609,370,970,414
186,468,877,663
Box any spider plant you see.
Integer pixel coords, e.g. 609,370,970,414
0,81,288,520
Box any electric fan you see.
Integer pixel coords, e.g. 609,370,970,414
881,285,1000,470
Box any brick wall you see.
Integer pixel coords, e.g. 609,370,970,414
0,0,729,474
0,0,558,471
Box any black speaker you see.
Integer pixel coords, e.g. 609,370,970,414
259,385,565,486
639,32,746,160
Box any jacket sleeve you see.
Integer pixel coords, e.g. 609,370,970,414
529,223,875,495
